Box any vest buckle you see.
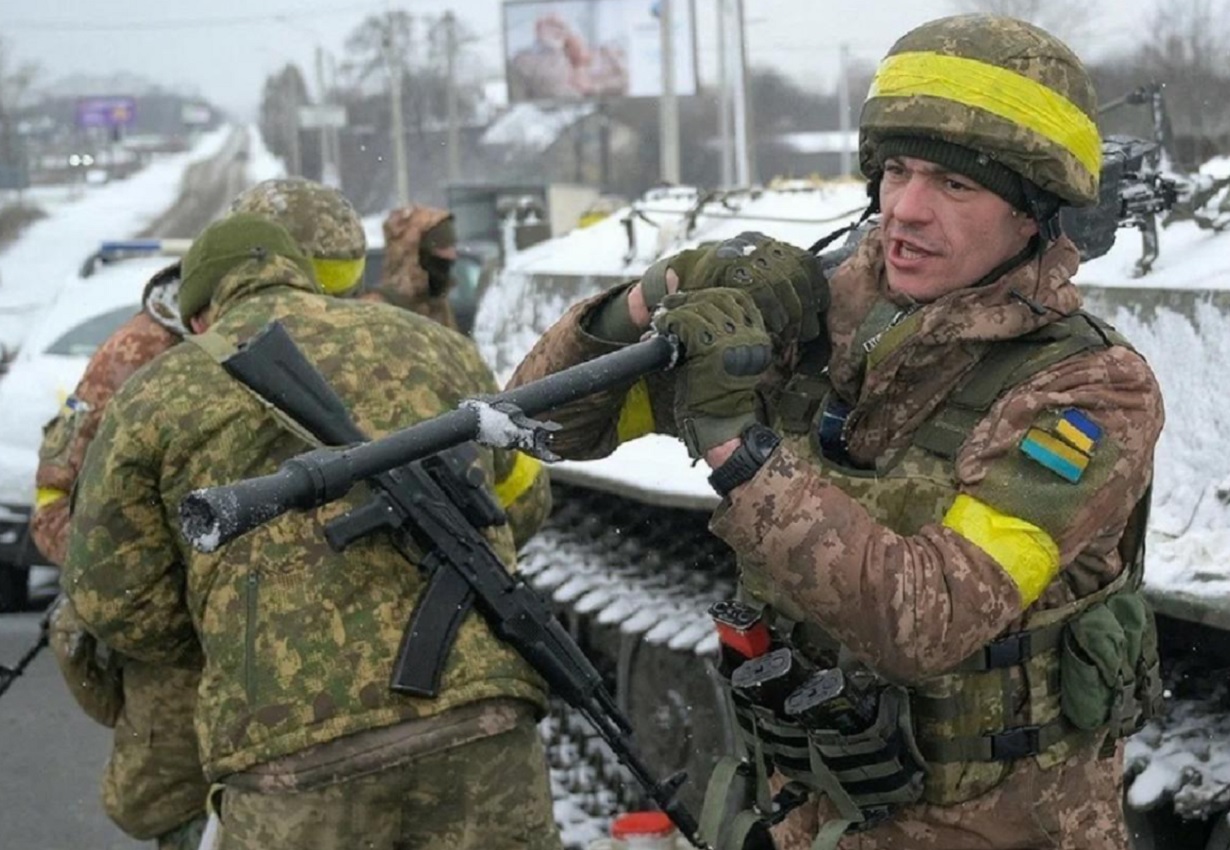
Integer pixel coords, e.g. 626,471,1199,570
984,632,1032,669
989,725,1041,760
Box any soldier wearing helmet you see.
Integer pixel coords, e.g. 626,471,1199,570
33,178,369,850
508,15,1163,850
228,175,369,297
63,213,560,850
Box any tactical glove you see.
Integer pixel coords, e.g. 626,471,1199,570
641,232,830,349
653,288,772,458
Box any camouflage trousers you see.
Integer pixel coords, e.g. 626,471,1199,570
157,814,208,850
216,719,563,850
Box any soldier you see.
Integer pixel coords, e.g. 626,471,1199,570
38,177,546,849
63,214,560,850
509,15,1162,850
361,204,461,330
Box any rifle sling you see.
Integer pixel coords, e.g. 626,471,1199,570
187,329,474,699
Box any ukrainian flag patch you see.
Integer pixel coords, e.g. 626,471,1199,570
1020,408,1102,483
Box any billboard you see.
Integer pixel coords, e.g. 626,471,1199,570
504,0,697,103
75,96,137,130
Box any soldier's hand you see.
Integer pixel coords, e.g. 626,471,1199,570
652,288,772,458
640,232,830,350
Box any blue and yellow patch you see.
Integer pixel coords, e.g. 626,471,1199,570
1020,408,1102,483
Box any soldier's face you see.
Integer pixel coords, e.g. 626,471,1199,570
878,156,1038,302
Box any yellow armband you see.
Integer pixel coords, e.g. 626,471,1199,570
943,494,1060,608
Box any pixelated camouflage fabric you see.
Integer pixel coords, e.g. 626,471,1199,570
860,15,1099,206
65,256,546,778
33,310,178,565
229,177,366,260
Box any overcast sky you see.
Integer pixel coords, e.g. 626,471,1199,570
2,0,1160,120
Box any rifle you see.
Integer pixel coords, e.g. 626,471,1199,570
179,323,706,846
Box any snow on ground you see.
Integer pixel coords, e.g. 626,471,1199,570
244,121,287,185
0,125,232,352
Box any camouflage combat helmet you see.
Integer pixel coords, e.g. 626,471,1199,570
859,15,1101,208
229,177,367,294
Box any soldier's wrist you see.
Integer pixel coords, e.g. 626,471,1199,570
587,285,645,343
681,413,759,460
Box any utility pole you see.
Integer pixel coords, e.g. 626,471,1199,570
731,0,752,185
838,42,852,178
443,12,461,184
716,0,734,187
382,12,411,206
658,0,680,184
316,45,340,188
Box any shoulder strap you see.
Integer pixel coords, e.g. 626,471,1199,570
913,312,1126,460
185,330,326,449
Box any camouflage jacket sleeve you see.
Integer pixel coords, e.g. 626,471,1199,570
31,313,176,565
62,376,196,665
711,345,1163,683
507,286,679,460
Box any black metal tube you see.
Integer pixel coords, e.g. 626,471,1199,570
180,335,677,551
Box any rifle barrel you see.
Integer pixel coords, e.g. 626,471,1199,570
180,335,677,552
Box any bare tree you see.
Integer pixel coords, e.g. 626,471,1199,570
1134,0,1230,164
0,39,39,171
950,0,1099,46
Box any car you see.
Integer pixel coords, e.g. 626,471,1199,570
0,241,186,611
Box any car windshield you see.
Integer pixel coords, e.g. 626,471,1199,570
43,305,137,357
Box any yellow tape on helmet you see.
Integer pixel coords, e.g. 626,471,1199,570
311,256,366,296
868,51,1101,181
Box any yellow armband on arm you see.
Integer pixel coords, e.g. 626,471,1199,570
943,494,1060,608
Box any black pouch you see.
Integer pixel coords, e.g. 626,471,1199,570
803,685,927,827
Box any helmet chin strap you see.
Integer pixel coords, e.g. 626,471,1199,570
1022,181,1063,247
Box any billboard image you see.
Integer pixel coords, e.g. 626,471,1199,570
503,0,697,103
75,96,137,130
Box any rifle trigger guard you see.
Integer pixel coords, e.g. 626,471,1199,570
463,398,562,462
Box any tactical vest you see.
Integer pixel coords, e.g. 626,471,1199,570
702,309,1159,849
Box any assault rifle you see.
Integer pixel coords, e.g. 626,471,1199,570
177,323,705,846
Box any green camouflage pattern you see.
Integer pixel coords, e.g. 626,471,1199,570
45,594,124,727
216,716,561,850
103,659,210,839
229,177,366,260
860,14,1100,206
64,256,547,779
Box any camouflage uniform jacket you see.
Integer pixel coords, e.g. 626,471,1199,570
360,205,457,330
32,311,178,565
509,232,1164,849
64,259,549,780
